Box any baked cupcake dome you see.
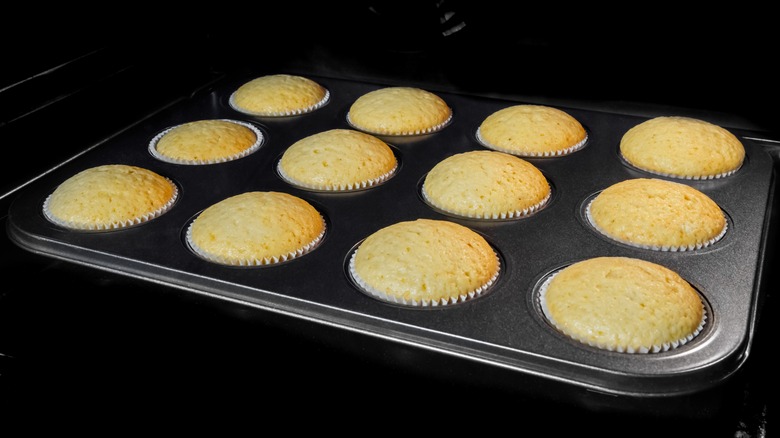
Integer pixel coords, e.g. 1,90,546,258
350,219,500,307
150,119,263,165
476,104,588,157
278,129,398,191
43,164,178,231
422,150,550,219
229,74,330,117
187,191,325,266
347,87,452,136
587,178,727,251
540,256,706,353
619,116,745,179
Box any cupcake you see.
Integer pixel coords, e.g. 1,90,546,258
586,178,727,251
619,116,745,180
422,150,550,219
229,74,330,117
277,129,398,191
349,219,500,307
539,256,706,353
149,119,263,165
476,104,588,157
43,164,178,231
347,86,452,136
187,191,325,266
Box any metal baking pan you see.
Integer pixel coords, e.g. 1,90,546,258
6,72,776,408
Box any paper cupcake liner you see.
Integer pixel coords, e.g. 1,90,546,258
421,183,551,220
538,269,707,354
585,199,728,252
42,178,179,231
186,216,326,267
619,152,743,180
228,89,330,117
149,120,264,165
348,250,500,307
277,161,398,192
346,111,453,137
476,128,588,158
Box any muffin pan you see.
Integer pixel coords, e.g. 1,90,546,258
6,73,776,405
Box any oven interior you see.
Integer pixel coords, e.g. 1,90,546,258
1,4,777,434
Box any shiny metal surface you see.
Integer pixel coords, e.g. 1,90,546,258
6,73,776,407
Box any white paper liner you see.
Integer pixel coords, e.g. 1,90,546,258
476,127,588,157
619,152,743,180
585,198,728,252
538,269,707,354
186,215,326,266
228,88,330,117
421,182,551,220
148,119,264,165
277,160,398,192
348,249,500,307
42,178,179,231
346,111,453,137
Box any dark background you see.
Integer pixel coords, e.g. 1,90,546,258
1,2,776,433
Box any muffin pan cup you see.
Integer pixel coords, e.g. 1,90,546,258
6,73,777,412
148,119,265,165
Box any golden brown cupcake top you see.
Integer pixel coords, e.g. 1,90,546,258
347,87,452,136
587,178,726,251
230,74,329,117
477,104,587,157
540,256,705,353
350,218,499,306
187,191,325,266
43,164,178,231
278,129,397,191
619,116,745,179
150,119,262,164
422,150,550,219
